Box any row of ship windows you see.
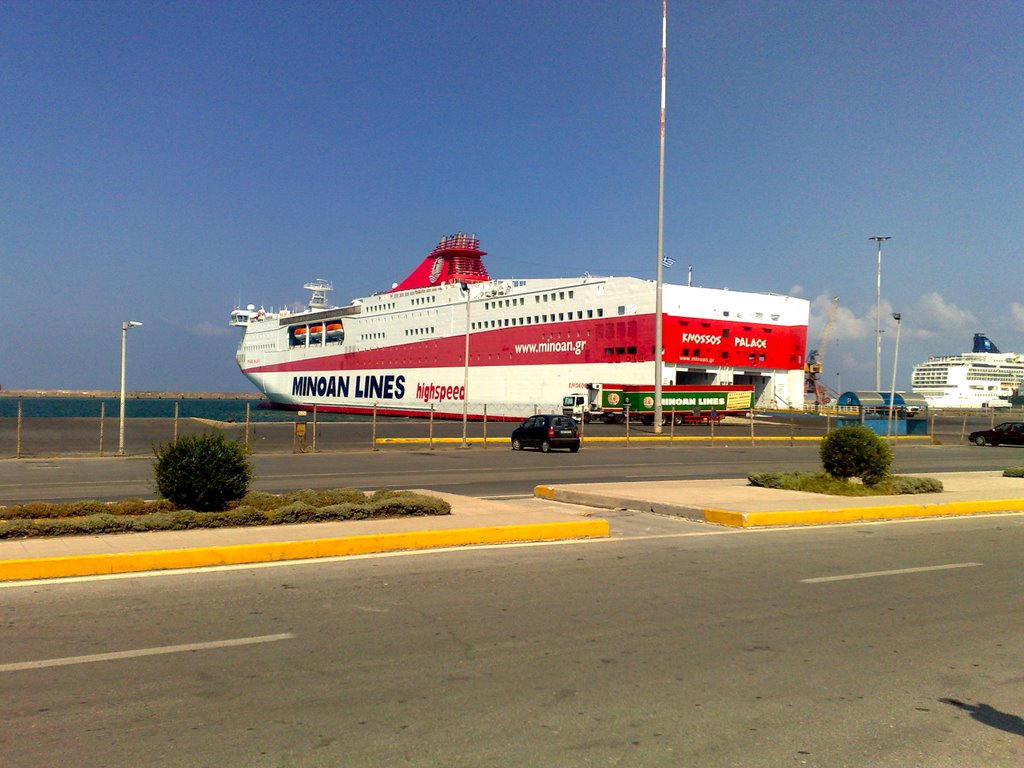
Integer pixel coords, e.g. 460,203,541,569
411,296,437,306
721,310,781,321
966,370,1024,381
473,308,604,330
405,327,436,336
682,320,776,335
483,290,576,311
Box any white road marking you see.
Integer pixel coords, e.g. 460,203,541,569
1,511,1019,589
802,562,983,584
0,633,295,673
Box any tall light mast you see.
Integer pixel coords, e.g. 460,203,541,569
653,0,667,433
869,236,891,391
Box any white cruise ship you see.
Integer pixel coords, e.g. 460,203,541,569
229,233,810,420
911,334,1024,408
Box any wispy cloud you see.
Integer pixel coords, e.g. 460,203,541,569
1010,302,1024,331
908,293,977,339
191,321,233,338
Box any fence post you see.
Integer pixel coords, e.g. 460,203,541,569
312,404,318,452
790,413,795,447
483,404,487,449
372,403,378,451
749,407,755,446
245,402,251,450
669,410,674,440
429,404,435,450
709,412,715,446
624,403,630,446
98,401,105,457
16,399,23,459
960,411,967,445
173,401,179,442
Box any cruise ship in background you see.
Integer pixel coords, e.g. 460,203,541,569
230,233,810,419
911,334,1024,409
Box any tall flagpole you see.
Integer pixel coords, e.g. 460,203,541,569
653,0,667,433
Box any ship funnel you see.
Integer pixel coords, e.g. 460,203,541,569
973,333,1001,354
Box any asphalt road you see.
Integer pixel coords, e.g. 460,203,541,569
1,441,1023,505
2,511,1022,767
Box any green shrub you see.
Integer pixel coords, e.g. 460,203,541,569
0,488,451,539
890,476,944,494
1002,467,1024,478
820,425,893,485
748,472,787,489
236,491,284,511
153,433,253,512
293,488,367,506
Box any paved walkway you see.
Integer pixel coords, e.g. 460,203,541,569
535,471,1024,527
2,472,1023,582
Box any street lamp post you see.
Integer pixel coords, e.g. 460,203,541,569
887,312,902,440
869,236,891,391
118,320,143,456
460,283,471,449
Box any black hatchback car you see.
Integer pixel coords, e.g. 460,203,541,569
968,422,1024,446
511,414,581,453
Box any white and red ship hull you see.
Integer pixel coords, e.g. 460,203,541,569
231,235,810,419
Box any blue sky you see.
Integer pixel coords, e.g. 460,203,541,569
2,1,1021,395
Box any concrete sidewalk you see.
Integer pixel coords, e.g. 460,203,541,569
536,471,1024,527
0,492,609,582
3,471,1023,582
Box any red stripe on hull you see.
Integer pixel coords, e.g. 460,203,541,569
244,313,807,376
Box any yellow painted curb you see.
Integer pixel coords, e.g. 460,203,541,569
0,520,610,582
377,435,933,445
704,498,1024,527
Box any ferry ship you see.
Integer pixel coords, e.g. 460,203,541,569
911,334,1024,408
229,233,810,419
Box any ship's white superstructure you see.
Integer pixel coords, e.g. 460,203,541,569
911,334,1024,408
230,234,810,419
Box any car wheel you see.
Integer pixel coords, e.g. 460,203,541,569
512,438,522,450
569,444,580,453
540,440,551,453
973,435,987,446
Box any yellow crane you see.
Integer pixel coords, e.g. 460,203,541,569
805,296,839,407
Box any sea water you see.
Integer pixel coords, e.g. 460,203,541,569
0,397,372,422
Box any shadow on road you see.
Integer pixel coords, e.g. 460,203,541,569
939,697,1024,737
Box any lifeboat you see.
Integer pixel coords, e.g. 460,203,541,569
325,322,344,341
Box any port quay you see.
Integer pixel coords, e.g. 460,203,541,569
0,388,1014,459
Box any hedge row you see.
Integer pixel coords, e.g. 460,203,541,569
0,489,450,539
748,472,944,495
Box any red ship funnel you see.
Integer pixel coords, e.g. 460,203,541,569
388,233,489,292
